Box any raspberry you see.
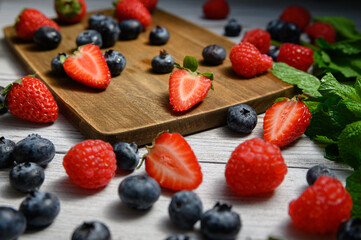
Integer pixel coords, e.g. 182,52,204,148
289,176,352,234
280,5,311,31
63,140,117,189
241,29,271,54
305,22,336,44
276,43,313,71
225,138,287,196
229,42,273,77
202,0,229,20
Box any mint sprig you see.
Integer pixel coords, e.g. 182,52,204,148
346,170,361,217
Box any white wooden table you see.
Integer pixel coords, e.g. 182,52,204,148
0,1,359,239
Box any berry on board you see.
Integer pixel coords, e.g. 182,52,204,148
114,0,152,29
226,103,257,134
51,53,68,75
71,221,111,240
306,22,336,44
277,43,314,72
279,5,311,31
33,26,62,50
203,0,229,20
139,0,158,12
92,16,120,48
149,25,170,45
202,44,226,66
55,0,87,24
76,29,103,48
241,28,271,54
118,19,143,40
151,50,175,74
103,50,127,77
289,176,352,234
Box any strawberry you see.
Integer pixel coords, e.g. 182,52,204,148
55,0,87,24
1,76,58,123
143,132,203,191
203,0,229,19
114,0,152,29
263,98,311,147
139,0,158,12
15,8,60,41
63,44,111,89
169,56,213,112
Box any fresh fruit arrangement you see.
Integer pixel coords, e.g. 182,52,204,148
54,0,87,24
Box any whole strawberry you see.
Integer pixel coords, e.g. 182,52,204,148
276,43,313,71
289,176,352,234
15,8,60,41
114,0,152,29
241,28,271,54
203,0,229,19
229,42,272,77
280,5,311,31
139,0,158,12
2,76,58,123
55,0,87,24
305,22,336,44
225,138,287,196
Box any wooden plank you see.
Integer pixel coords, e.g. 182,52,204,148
3,9,294,145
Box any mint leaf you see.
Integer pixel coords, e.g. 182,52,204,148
314,16,361,40
342,99,361,118
272,62,321,97
324,143,342,161
338,121,361,169
316,38,361,55
183,56,198,72
346,169,361,217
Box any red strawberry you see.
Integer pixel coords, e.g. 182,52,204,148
114,0,152,29
144,132,203,191
3,76,58,123
55,0,87,24
280,5,311,31
139,0,158,12
277,43,314,71
305,22,336,44
169,56,213,112
15,8,60,41
203,0,229,19
241,28,271,54
63,44,111,89
263,98,311,147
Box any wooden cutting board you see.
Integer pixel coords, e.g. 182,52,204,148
3,9,294,145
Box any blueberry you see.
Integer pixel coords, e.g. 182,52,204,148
19,191,60,229
0,137,15,168
168,191,203,229
118,175,161,210
71,221,111,240
279,22,301,44
113,142,139,171
76,30,103,47
103,50,126,77
0,86,8,115
164,234,197,240
151,50,175,74
306,165,336,185
201,202,241,240
227,104,257,134
224,19,241,37
33,26,62,50
9,162,45,193
0,206,26,240
266,47,280,61
51,53,69,75
266,19,286,41
88,13,107,30
202,44,226,66
118,19,142,40
337,218,361,240
13,134,55,166
149,26,169,45
91,16,120,48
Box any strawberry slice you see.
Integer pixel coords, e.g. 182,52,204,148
263,98,311,147
63,44,111,89
144,132,203,191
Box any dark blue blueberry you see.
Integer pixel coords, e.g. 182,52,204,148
103,50,126,77
149,26,169,45
201,202,241,240
266,19,286,41
0,137,15,168
224,19,241,37
227,104,257,134
306,165,336,185
0,206,26,240
90,16,120,48
88,13,107,30
164,234,197,240
202,44,226,66
151,50,175,73
0,86,8,115
118,19,142,40
337,218,361,240
71,221,111,240
19,191,60,229
9,162,45,193
118,175,161,210
267,47,280,61
13,134,55,166
76,30,103,47
168,191,203,229
51,53,68,75
113,142,139,171
279,22,301,44
33,26,62,50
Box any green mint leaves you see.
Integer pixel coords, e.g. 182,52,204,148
346,169,361,218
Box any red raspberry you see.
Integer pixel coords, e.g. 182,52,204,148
229,42,273,77
63,140,117,189
241,29,271,54
225,138,287,196
203,0,229,19
277,43,313,71
280,5,311,31
305,22,336,44
289,176,352,234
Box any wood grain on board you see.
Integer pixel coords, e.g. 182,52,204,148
3,9,294,145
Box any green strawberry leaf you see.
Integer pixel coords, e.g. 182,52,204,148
338,121,361,169
346,169,361,217
183,56,198,72
202,72,213,80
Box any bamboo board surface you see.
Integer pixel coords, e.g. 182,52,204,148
3,9,294,145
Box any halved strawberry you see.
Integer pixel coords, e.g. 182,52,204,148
144,132,203,191
169,56,213,111
63,44,111,89
263,98,311,147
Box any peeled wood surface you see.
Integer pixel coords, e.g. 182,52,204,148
3,9,293,145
